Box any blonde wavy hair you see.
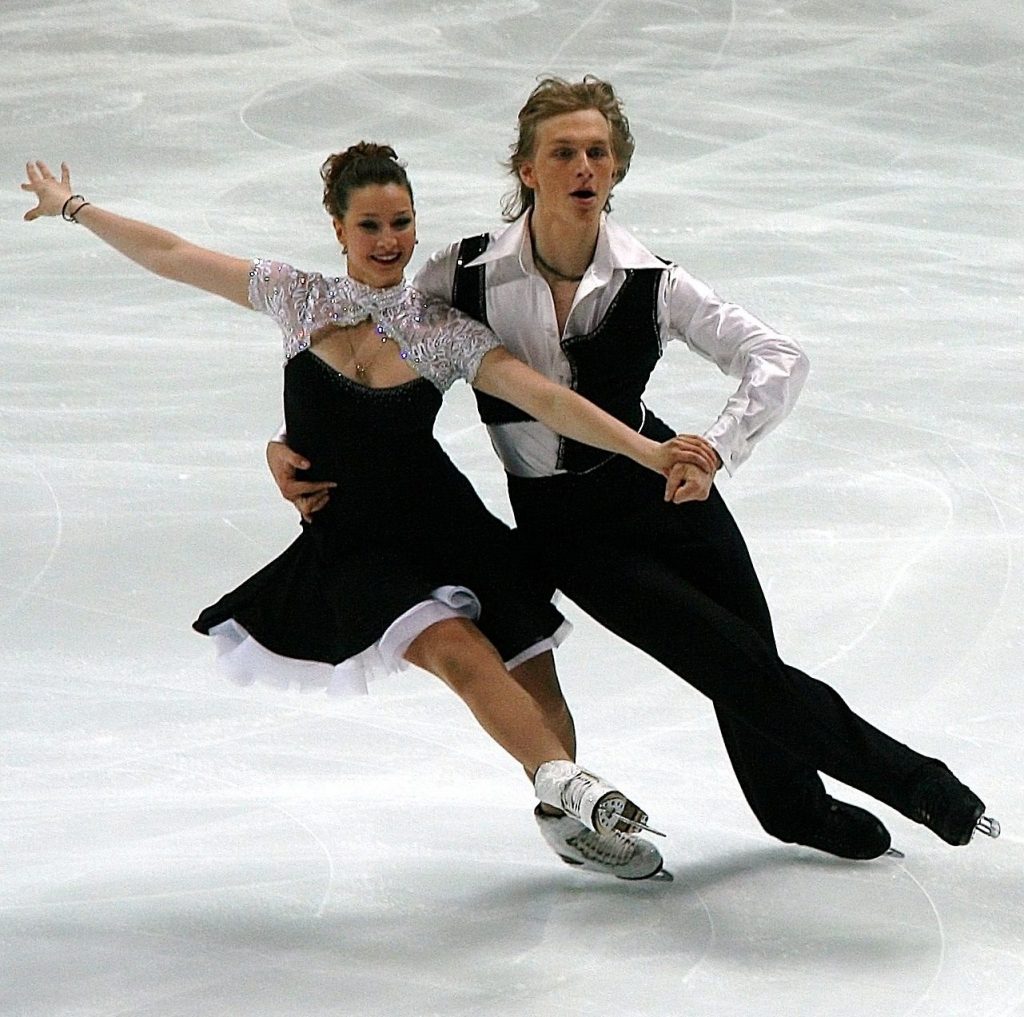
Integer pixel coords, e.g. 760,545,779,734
502,75,635,221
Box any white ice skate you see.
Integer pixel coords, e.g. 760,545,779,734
533,760,663,837
534,807,671,881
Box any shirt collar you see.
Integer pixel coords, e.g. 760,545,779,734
465,212,666,278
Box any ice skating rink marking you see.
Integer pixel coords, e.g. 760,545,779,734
802,402,1024,466
0,588,184,638
699,0,738,75
676,885,717,987
772,408,1022,686
238,75,342,151
807,469,953,673
890,860,947,1017
0,455,63,626
542,0,614,66
159,761,339,919
944,442,1016,618
219,515,279,553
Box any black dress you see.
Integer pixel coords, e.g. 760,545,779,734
192,261,567,695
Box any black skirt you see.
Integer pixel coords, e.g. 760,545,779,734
193,353,566,693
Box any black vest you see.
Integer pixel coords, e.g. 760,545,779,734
452,233,665,473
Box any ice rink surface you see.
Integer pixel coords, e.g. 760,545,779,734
2,1,1023,1014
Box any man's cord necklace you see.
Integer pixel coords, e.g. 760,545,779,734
530,226,587,283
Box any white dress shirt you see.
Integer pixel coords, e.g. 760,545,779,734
413,213,809,477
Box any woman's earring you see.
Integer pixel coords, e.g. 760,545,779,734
342,245,348,254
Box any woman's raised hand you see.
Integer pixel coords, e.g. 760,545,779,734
22,160,73,220
21,160,254,306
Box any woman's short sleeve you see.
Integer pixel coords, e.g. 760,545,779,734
404,295,502,392
249,258,331,359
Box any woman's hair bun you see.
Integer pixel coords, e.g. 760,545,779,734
321,142,413,217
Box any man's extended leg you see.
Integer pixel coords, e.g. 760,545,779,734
671,491,894,857
509,466,990,850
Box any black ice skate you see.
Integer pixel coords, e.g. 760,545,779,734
907,763,1001,846
533,761,663,837
789,797,894,860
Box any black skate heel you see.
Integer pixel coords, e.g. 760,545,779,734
788,797,892,860
907,763,999,846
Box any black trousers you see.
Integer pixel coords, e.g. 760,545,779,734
507,414,935,837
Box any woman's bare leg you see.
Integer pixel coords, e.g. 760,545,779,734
403,617,572,776
507,651,577,814
406,621,663,869
509,650,577,762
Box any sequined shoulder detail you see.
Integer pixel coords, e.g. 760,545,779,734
250,259,381,360
250,259,500,389
381,289,501,392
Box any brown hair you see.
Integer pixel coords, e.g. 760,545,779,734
502,75,635,221
320,142,414,218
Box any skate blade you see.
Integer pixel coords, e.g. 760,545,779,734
976,815,1001,839
885,847,906,859
614,814,667,838
619,866,674,883
596,796,666,838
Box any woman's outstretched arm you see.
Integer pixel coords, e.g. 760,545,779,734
473,347,718,502
22,160,252,307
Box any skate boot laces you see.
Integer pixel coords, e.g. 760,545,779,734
566,826,637,867
533,807,671,881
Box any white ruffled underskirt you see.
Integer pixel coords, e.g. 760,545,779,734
205,584,571,697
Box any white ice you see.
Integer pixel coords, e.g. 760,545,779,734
2,1,1023,1015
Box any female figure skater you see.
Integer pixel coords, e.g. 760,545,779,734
21,146,704,874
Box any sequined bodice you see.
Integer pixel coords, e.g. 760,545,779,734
249,259,500,392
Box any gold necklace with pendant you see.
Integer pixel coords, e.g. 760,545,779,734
346,329,388,381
